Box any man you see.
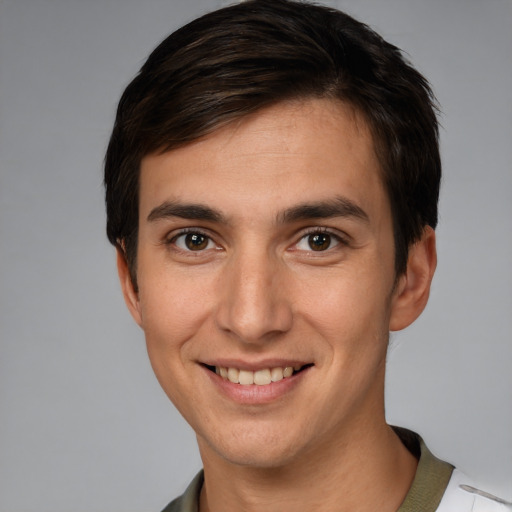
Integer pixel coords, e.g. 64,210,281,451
104,1,510,511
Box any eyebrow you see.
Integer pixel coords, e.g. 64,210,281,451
147,196,369,225
278,196,369,224
147,201,225,223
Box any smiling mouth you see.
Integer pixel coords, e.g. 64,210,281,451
204,364,313,386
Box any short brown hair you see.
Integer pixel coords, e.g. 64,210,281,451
105,0,440,286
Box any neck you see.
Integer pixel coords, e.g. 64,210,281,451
198,421,417,512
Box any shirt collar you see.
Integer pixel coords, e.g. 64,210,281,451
162,428,454,512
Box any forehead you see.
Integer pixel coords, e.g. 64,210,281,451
139,98,387,223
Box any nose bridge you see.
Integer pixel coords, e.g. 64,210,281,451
216,242,292,343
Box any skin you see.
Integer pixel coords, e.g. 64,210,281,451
118,99,437,512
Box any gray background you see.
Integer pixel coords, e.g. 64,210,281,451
1,0,511,510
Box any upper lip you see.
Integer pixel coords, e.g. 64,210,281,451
201,359,312,371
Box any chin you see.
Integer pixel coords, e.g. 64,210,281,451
219,447,301,469
198,427,309,469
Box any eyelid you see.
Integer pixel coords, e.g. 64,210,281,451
162,225,349,253
164,227,221,252
291,226,350,252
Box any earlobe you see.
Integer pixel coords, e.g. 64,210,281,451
116,247,143,327
389,227,437,332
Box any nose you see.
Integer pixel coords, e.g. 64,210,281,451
215,249,293,344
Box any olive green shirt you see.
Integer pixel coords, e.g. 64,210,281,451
161,428,454,512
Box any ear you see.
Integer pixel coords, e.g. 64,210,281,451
116,247,143,327
389,226,437,332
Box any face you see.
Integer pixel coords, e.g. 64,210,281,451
119,99,430,468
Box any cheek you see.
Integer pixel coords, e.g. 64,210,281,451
136,274,209,404
296,267,392,350
137,261,215,336
136,267,222,399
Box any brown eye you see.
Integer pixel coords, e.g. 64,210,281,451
172,232,213,251
308,233,332,251
184,233,209,250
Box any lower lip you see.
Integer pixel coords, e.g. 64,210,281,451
202,366,311,405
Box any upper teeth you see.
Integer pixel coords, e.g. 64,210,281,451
215,365,302,386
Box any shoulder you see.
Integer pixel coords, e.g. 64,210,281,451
437,469,512,512
160,471,204,512
161,495,183,512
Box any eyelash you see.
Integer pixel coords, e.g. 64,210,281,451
293,227,349,253
165,226,348,255
165,228,219,253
